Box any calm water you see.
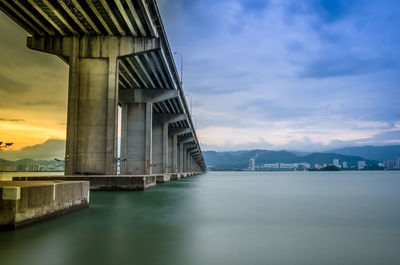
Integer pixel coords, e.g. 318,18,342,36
1,171,400,265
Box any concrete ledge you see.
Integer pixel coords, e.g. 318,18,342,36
0,181,89,230
13,175,157,191
156,174,170,183
170,173,181,180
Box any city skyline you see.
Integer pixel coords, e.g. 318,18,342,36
1,0,400,152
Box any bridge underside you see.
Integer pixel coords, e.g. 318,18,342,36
0,0,206,175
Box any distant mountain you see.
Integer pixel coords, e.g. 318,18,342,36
204,150,377,170
204,150,299,170
327,145,400,161
0,139,65,161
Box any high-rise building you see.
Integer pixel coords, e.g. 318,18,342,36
357,161,366,170
342,161,348,169
333,159,339,167
249,158,255,171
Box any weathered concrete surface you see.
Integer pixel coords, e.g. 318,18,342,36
156,174,171,183
13,175,156,191
121,102,153,175
0,181,89,230
170,173,181,180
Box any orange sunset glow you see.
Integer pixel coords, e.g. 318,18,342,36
0,11,68,150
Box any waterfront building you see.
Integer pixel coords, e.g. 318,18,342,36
262,163,280,169
357,161,366,170
249,159,255,171
384,159,400,170
342,161,348,169
333,159,339,167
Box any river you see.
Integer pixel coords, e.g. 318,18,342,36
1,171,400,265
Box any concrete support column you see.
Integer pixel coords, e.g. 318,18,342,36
152,122,168,174
168,134,173,173
122,102,153,175
65,38,119,175
186,150,190,172
183,148,187,172
120,103,128,174
172,135,178,173
163,123,169,173
178,143,184,173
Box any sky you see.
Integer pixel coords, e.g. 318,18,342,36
1,0,400,152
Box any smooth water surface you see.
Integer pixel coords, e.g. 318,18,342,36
1,171,400,265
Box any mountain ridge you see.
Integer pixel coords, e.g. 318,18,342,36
204,150,379,170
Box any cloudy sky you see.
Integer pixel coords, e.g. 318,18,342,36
1,0,400,152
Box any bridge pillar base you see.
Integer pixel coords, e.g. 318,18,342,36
121,102,153,175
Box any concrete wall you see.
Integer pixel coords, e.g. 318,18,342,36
0,181,89,229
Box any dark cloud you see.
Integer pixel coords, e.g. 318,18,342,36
311,0,352,23
283,0,356,24
0,73,30,93
0,118,24,122
240,0,269,13
298,55,400,79
22,100,58,106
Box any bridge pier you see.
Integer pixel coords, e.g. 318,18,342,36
65,46,119,175
178,142,184,173
121,102,153,175
172,134,178,173
26,36,160,175
151,122,166,174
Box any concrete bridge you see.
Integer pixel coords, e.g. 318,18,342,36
0,0,206,179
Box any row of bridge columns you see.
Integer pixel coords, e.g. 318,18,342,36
27,35,204,176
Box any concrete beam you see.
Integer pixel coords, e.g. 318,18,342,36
119,88,178,103
169,127,191,136
193,155,202,160
189,150,200,155
27,36,161,59
187,147,198,153
180,137,195,144
153,113,186,124
183,143,196,149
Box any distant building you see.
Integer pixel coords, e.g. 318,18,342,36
323,163,327,168
342,161,348,169
357,161,366,170
279,163,296,169
384,159,400,170
263,163,279,169
249,158,255,171
333,159,339,167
